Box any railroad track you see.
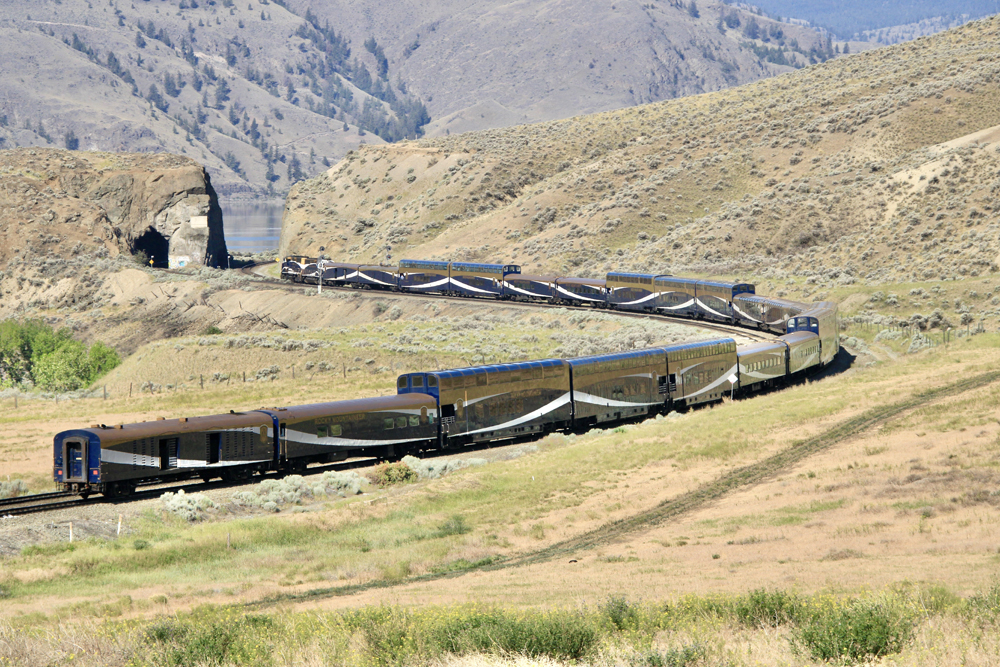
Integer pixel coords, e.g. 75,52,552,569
0,492,89,517
228,262,774,343
2,431,547,517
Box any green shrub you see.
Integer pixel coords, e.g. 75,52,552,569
368,461,418,487
632,643,706,667
601,595,641,632
202,325,223,335
734,589,803,628
0,319,120,391
794,597,915,663
426,608,600,661
965,583,1000,621
435,515,470,537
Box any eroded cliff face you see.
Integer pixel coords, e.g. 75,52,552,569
0,148,226,270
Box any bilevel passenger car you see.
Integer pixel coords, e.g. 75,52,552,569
732,294,803,331
606,272,667,312
259,395,439,467
319,261,360,285
397,359,572,445
399,259,450,293
449,262,521,298
667,339,739,408
504,274,557,302
567,348,668,425
352,264,399,289
554,277,608,306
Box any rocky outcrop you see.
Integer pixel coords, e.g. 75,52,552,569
0,148,227,269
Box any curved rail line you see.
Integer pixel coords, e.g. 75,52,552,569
225,262,775,344
16,265,792,516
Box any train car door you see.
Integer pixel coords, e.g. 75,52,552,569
279,422,287,459
159,438,178,471
65,439,86,481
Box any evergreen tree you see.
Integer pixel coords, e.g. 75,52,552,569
214,78,231,108
64,130,79,151
687,0,700,19
148,84,169,112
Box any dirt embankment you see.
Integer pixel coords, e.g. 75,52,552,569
0,147,226,273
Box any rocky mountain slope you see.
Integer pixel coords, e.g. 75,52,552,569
0,0,430,196
0,0,839,196
299,0,835,137
281,14,1000,294
0,147,226,274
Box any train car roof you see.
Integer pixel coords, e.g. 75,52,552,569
793,301,838,316
428,358,565,378
736,340,788,356
399,259,449,268
319,261,360,269
698,279,752,289
262,394,437,421
57,411,273,446
555,277,606,287
606,271,669,279
450,262,511,270
733,294,801,306
358,264,398,271
779,331,820,346
567,347,666,366
665,337,736,353
508,273,556,282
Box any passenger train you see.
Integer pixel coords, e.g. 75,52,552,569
53,256,839,498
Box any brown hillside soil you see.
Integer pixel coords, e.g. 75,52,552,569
281,15,1000,315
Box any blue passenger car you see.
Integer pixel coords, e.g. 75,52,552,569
732,294,802,332
553,277,608,307
787,301,839,365
606,272,668,311
319,261,359,285
568,348,668,425
398,259,451,293
665,338,739,408
695,280,755,322
397,359,572,444
352,264,399,289
655,277,699,318
449,262,520,298
504,274,556,302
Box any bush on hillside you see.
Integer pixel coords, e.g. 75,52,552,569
0,319,120,391
793,596,915,662
368,461,418,487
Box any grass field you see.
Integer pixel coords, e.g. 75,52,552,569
2,315,1000,665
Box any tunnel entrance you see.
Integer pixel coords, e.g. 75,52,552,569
132,228,169,268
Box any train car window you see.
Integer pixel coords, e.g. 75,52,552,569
396,417,408,429
398,377,408,389
384,418,395,430
477,374,488,386
413,376,425,388
330,425,342,436
428,376,438,388
409,415,420,427
317,426,328,438
280,423,286,438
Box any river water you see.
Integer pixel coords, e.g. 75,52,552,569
220,200,284,254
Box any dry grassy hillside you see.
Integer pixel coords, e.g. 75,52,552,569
282,15,1000,299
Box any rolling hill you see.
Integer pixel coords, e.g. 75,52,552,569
0,0,841,196
280,14,1000,302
